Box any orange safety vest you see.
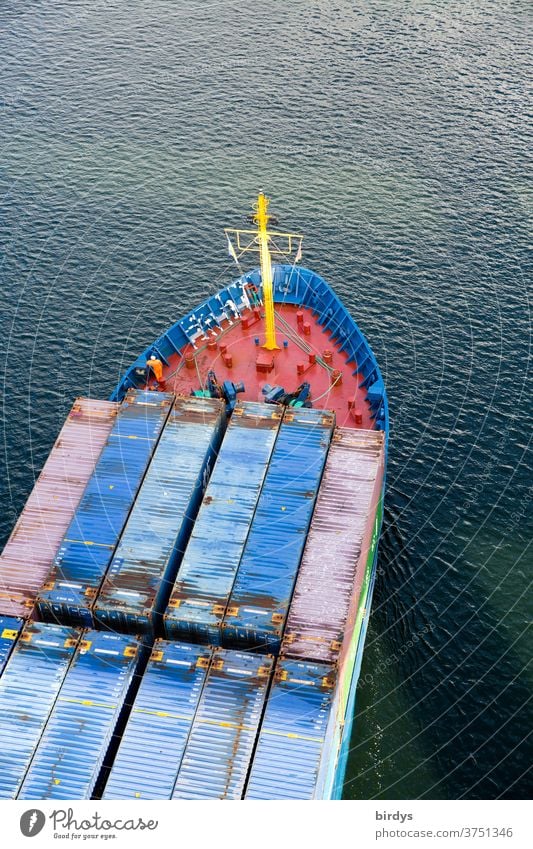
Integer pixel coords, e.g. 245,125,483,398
147,359,163,381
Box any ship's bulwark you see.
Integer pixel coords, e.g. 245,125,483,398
111,265,387,434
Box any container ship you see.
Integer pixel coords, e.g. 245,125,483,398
0,195,388,800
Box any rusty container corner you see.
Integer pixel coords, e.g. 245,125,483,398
0,616,24,677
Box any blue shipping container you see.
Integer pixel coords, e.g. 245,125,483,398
164,402,281,644
222,408,334,653
172,648,273,799
0,616,23,676
94,397,226,635
0,622,80,799
17,630,142,800
102,641,212,799
37,391,173,627
244,658,336,800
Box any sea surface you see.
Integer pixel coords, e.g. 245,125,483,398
0,0,531,799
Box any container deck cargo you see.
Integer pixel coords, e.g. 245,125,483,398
244,658,336,800
0,616,23,676
172,649,274,799
94,397,226,636
0,399,118,618
37,391,173,628
102,641,212,799
221,408,335,653
282,428,385,663
0,622,80,799
17,631,142,800
164,402,281,644
2,196,389,800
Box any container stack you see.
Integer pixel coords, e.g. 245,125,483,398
0,381,386,799
221,408,335,653
242,427,385,799
0,398,118,619
94,397,226,635
102,643,273,800
282,428,385,664
171,649,273,799
164,402,281,643
37,391,173,627
0,616,23,677
17,631,143,800
0,622,81,799
102,641,212,800
244,658,337,800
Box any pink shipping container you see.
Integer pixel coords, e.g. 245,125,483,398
282,428,385,664
0,398,118,618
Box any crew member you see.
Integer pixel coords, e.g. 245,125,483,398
147,355,165,388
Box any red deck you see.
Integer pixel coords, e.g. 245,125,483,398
153,303,373,429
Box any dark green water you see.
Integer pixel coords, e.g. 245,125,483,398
0,0,531,799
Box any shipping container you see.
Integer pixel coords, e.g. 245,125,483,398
282,428,385,663
37,391,173,627
172,648,273,799
17,630,142,800
94,397,226,635
102,641,212,799
164,402,281,644
0,622,80,799
244,657,336,800
0,616,23,676
0,399,118,618
222,408,335,653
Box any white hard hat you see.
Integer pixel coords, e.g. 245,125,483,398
150,355,156,360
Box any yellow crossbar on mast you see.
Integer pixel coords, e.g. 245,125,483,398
224,193,304,352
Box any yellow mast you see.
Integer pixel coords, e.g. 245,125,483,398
254,192,278,350
224,193,303,352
